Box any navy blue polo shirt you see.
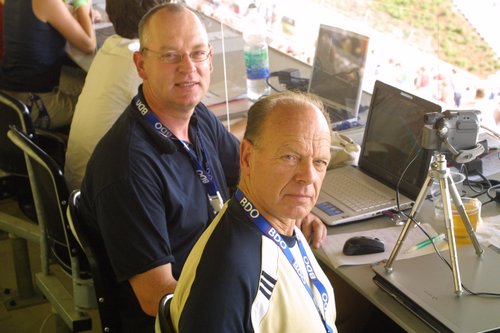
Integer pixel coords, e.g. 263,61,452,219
79,86,240,332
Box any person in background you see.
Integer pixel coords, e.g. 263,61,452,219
79,4,326,332
169,90,336,333
64,0,166,191
0,0,96,130
472,87,499,132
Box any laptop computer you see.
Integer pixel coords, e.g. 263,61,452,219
313,80,440,225
308,24,369,128
372,245,500,333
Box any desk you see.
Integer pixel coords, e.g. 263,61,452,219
316,183,500,333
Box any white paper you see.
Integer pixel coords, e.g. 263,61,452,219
319,223,448,268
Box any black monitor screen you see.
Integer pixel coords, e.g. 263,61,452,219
360,80,442,199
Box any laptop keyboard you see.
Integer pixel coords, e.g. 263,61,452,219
323,168,392,212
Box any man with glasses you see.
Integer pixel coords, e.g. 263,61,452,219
79,3,326,332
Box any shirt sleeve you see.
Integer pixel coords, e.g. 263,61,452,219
94,173,173,282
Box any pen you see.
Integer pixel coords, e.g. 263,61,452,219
406,233,445,253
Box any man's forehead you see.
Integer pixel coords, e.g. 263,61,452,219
147,13,208,46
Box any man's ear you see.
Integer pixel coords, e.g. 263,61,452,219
239,139,253,176
133,51,147,80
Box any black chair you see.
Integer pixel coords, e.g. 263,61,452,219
7,126,93,331
0,91,66,219
0,91,37,218
157,293,175,333
0,91,63,310
67,189,122,333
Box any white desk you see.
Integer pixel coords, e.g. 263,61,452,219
316,181,500,333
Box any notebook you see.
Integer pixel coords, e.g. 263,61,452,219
313,80,440,225
308,24,369,127
372,245,500,333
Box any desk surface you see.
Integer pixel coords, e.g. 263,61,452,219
317,188,500,333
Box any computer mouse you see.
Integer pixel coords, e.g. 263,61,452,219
342,236,385,256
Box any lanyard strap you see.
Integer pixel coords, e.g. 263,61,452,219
234,190,333,333
133,96,223,213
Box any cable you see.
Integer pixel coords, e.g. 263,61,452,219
480,124,500,141
412,222,500,298
39,313,55,333
267,69,309,92
266,75,282,93
395,143,422,212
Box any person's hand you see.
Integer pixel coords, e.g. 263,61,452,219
296,213,327,249
90,7,102,23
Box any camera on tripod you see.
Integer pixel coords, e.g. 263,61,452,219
421,110,484,163
385,109,485,295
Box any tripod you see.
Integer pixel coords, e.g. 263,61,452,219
384,152,483,296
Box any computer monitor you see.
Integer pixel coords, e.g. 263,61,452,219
308,24,369,126
360,80,442,199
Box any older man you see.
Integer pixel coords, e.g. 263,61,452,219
170,91,337,333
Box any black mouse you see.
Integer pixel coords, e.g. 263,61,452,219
342,236,385,256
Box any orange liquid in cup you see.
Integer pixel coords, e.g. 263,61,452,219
452,199,480,244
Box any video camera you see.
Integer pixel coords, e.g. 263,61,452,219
421,110,484,163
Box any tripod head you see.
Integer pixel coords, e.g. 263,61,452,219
421,110,484,163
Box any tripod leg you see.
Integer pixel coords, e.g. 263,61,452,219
448,180,483,256
440,175,463,295
385,174,433,272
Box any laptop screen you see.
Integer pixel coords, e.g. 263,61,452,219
359,80,441,199
308,24,369,125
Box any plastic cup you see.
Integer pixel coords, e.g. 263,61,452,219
431,171,466,219
452,197,481,245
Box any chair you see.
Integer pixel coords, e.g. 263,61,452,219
7,126,94,331
0,91,66,218
0,91,36,174
157,293,175,333
0,91,37,219
67,189,122,332
0,92,42,309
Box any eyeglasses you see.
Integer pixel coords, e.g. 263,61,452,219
141,47,211,64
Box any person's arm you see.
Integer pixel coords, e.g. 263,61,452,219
295,213,327,249
129,263,177,317
33,0,96,54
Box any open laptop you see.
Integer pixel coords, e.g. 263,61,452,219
372,245,500,333
313,80,440,225
308,24,369,128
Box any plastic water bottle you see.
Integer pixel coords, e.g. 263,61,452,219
243,4,270,101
